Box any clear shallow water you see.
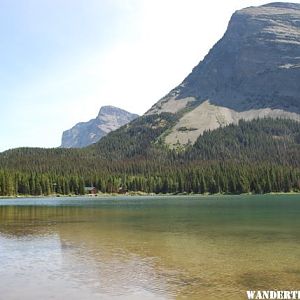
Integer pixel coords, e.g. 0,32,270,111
0,195,300,299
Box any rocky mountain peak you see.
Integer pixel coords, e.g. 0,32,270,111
97,105,128,117
146,2,300,147
61,106,138,148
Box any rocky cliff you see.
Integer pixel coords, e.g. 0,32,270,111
61,106,138,148
146,2,300,146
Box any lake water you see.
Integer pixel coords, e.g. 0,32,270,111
0,195,300,299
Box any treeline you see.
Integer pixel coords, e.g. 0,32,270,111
1,163,299,196
0,118,299,196
0,171,85,196
187,118,300,165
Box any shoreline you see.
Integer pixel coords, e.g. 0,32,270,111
0,191,299,200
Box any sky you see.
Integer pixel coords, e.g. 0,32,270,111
0,0,299,152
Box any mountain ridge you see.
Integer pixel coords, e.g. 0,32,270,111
61,105,138,148
262,2,300,9
146,2,300,146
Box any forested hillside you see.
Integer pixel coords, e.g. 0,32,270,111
0,118,299,196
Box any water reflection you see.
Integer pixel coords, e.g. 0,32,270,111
0,195,300,299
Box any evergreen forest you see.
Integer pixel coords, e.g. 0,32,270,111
0,117,299,196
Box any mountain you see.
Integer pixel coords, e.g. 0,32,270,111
146,2,300,146
61,106,138,148
0,3,300,196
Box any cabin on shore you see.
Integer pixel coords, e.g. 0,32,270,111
118,186,128,194
84,186,98,195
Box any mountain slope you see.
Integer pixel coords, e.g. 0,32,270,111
147,2,300,146
0,118,299,195
61,106,138,148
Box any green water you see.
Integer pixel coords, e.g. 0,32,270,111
0,194,300,299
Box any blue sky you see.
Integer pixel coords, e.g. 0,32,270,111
0,0,299,151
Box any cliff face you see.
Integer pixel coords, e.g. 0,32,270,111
61,106,138,148
179,2,300,111
146,3,300,146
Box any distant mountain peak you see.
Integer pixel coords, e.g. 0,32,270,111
98,105,129,116
61,106,138,148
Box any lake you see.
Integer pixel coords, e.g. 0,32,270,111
0,195,300,299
